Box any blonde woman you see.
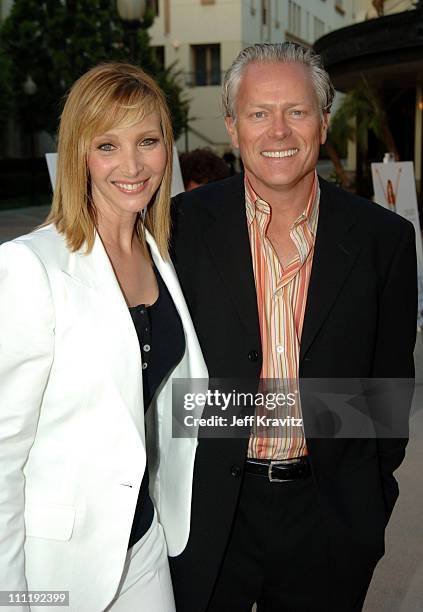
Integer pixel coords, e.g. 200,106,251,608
0,64,207,611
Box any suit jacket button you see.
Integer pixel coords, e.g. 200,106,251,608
248,350,259,362
231,465,242,478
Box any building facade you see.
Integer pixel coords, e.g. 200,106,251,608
315,0,422,191
4,1,416,159
354,0,416,20
148,0,355,152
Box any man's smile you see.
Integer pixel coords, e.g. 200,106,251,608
260,148,299,158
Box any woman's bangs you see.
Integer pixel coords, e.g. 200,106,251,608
91,89,158,138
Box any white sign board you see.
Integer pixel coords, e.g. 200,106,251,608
45,153,57,190
45,145,185,197
171,147,184,196
371,161,423,326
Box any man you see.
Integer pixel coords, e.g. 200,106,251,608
170,43,416,612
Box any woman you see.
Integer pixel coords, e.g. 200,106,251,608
0,64,207,611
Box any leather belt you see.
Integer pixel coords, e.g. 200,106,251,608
245,456,311,482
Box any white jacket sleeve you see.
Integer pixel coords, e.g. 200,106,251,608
0,241,55,597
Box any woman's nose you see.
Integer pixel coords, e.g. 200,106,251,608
120,148,143,176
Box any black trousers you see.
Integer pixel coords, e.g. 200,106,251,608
206,472,371,612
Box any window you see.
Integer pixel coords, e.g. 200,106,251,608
152,46,165,68
190,44,221,86
288,0,301,38
275,0,280,27
261,0,268,26
313,17,325,40
146,0,159,16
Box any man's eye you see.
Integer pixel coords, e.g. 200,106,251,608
290,110,306,117
97,143,115,151
253,111,266,119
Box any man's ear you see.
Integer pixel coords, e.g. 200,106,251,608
320,112,330,145
225,116,239,149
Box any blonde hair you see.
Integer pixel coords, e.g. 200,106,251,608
47,63,174,257
222,42,335,120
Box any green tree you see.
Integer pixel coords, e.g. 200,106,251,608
1,0,188,141
0,49,12,129
326,78,399,188
330,82,399,160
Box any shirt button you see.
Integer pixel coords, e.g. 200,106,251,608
143,344,151,352
142,363,148,370
248,350,259,362
230,465,242,478
276,345,285,353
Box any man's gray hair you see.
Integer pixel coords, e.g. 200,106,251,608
222,42,335,119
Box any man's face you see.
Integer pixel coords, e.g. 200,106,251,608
225,62,329,202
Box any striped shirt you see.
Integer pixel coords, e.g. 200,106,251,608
246,173,319,460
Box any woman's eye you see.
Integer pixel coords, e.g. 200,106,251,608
97,143,115,152
140,138,159,147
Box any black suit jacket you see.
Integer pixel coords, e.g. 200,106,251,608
170,173,417,612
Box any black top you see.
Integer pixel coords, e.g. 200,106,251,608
128,264,185,548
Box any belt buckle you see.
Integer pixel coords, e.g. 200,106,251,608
268,460,289,483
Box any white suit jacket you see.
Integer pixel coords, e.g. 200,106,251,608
0,224,207,611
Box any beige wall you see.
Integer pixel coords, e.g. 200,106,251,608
149,0,242,47
353,0,414,20
149,1,244,152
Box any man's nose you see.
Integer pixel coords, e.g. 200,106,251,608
120,148,143,176
270,113,291,140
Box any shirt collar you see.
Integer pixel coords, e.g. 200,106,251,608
244,171,320,237
245,175,269,224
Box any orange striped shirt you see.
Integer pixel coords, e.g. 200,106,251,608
246,173,319,460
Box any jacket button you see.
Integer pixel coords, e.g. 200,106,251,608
231,465,242,478
248,350,259,362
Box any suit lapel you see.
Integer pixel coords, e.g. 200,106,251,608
203,174,261,339
300,180,360,362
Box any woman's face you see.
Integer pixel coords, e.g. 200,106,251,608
87,111,167,221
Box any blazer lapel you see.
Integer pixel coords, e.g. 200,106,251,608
300,180,360,362
203,174,261,339
61,233,144,436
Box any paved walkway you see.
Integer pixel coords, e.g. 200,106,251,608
0,205,50,244
1,204,422,611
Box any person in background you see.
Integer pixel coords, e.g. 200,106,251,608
179,147,230,191
170,42,416,612
222,150,238,176
0,63,206,611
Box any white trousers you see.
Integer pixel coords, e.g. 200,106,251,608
106,513,176,612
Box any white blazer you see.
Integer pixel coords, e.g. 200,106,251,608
0,224,207,611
